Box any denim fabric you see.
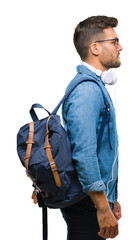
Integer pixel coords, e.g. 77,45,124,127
61,196,106,240
62,65,118,203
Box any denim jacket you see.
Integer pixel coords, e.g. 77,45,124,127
62,65,119,203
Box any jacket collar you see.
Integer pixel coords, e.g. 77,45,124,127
76,65,101,82
81,61,102,76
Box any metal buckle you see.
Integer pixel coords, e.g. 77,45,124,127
106,102,110,111
50,162,57,172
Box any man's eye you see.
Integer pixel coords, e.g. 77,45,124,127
113,39,119,46
112,40,117,45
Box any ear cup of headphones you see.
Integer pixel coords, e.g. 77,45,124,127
101,71,117,85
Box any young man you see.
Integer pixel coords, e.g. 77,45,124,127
61,16,122,240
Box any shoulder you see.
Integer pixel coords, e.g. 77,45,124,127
63,81,105,117
67,79,105,108
77,81,104,99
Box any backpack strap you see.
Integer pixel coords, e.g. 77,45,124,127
43,115,61,187
97,102,111,153
43,208,48,240
51,77,111,152
51,77,109,115
24,122,39,204
24,122,35,170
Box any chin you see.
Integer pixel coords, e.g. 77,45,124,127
112,60,121,68
116,61,121,68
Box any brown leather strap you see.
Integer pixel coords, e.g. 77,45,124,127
44,116,61,187
24,122,34,170
24,122,39,204
32,190,38,204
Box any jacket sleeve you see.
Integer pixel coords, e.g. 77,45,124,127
63,82,106,193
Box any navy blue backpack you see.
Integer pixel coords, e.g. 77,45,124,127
17,77,110,240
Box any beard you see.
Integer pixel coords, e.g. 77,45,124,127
100,51,121,69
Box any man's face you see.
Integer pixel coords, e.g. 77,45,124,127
98,27,123,70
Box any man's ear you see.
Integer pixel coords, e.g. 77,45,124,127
90,43,99,56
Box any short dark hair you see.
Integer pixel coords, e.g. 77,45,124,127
73,15,118,60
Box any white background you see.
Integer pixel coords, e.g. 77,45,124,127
0,0,138,239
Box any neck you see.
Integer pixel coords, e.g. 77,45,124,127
84,59,108,72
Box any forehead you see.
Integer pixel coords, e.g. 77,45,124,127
103,27,118,38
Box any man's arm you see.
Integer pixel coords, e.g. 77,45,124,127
89,191,118,239
64,84,106,193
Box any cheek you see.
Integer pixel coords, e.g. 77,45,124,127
100,49,111,60
103,48,118,60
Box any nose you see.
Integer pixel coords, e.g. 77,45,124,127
118,43,123,51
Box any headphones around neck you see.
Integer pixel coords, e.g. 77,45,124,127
101,71,117,85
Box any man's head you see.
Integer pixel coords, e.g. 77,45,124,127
73,16,122,71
